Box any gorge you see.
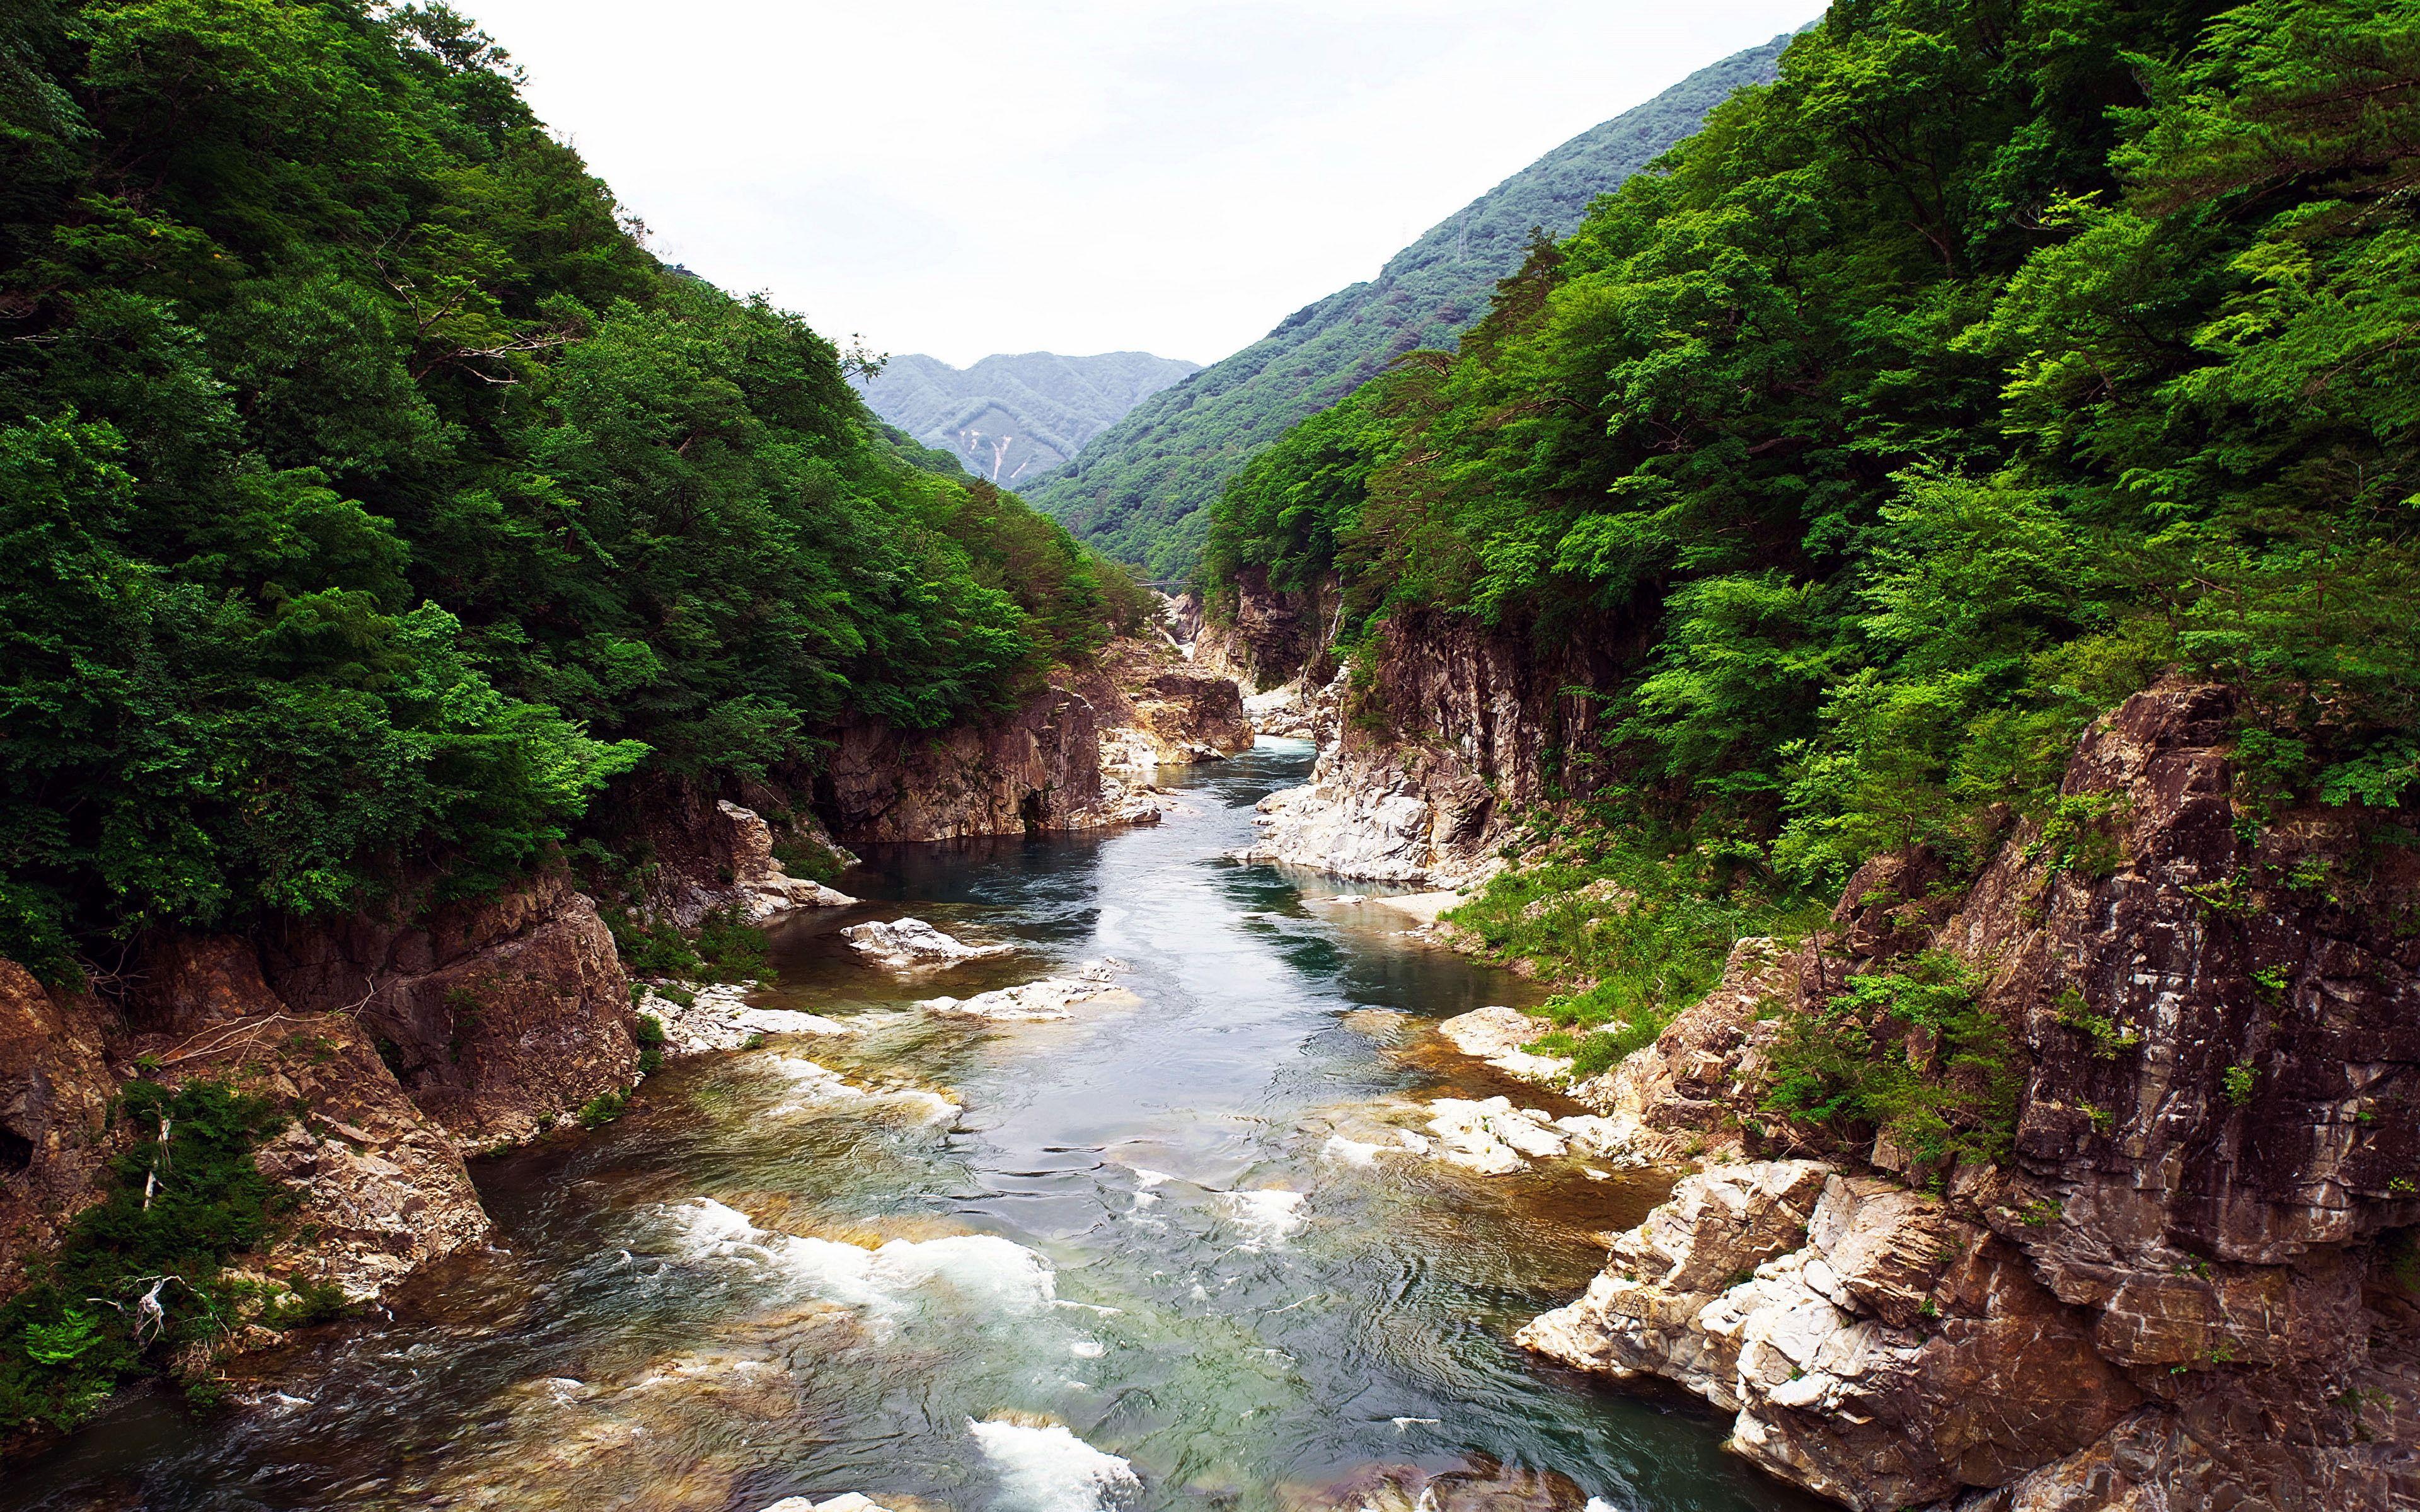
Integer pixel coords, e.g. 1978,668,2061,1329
4,1,2418,1509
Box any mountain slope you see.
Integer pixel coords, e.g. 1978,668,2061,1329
1025,29,1798,578
856,350,1200,487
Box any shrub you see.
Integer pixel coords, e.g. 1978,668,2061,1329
1761,952,2024,1169
0,1080,292,1432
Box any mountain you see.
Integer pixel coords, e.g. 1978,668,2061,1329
1024,30,1799,579
855,350,1201,488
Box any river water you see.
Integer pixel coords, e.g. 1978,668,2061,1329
8,740,1819,1512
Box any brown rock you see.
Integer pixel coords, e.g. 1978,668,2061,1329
819,683,1116,843
0,960,118,1297
153,1011,490,1301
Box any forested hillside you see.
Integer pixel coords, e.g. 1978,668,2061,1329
1206,0,2419,1014
0,0,1144,979
855,350,1199,487
1027,30,1796,579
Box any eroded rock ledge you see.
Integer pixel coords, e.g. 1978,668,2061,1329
1431,684,2420,1510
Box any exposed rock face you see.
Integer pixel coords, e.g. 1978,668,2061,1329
1,868,642,1307
630,786,857,926
814,643,1251,845
0,961,118,1296
1521,1166,2142,1511
1194,566,1327,690
1082,638,1252,763
1238,610,1620,886
1511,683,2420,1509
258,872,640,1150
821,683,1116,844
153,1011,493,1302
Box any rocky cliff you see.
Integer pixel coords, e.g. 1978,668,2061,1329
817,641,1250,844
1240,609,1621,886
1440,684,2420,1509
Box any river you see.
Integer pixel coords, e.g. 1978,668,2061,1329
6,739,1820,1512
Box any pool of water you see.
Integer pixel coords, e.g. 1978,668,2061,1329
5,740,1823,1512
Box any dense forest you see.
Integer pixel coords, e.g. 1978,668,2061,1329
0,0,1147,980
1028,31,1795,580
1204,0,2420,1063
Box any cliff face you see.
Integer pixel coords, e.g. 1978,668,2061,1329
817,644,1251,845
1489,684,2420,1509
1241,609,1620,886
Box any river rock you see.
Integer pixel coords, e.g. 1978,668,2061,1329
841,919,1016,971
919,959,1138,1021
757,1498,898,1512
639,981,857,1054
713,801,858,917
1425,1097,1569,1174
1436,1005,1572,1085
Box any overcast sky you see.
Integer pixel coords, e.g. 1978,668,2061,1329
452,1,1815,368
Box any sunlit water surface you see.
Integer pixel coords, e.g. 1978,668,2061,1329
7,740,1822,1512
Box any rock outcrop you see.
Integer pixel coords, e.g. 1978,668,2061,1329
154,1010,494,1302
256,873,640,1150
631,787,857,925
1236,610,1619,886
1081,637,1252,764
1510,684,2420,1510
821,684,1119,844
0,961,118,1295
1521,1165,2145,1511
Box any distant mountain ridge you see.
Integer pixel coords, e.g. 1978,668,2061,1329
1025,30,1800,578
855,350,1201,488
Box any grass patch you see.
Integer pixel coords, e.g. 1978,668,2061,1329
1448,826,1824,1076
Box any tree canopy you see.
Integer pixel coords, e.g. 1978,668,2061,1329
1203,0,2420,885
0,0,1141,976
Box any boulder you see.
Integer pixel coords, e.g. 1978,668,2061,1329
841,919,1016,971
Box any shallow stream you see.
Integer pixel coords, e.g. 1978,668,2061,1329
7,740,1819,1512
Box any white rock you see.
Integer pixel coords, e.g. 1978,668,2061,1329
842,917,1015,971
639,982,860,1056
920,959,1139,1021
1424,1096,1570,1174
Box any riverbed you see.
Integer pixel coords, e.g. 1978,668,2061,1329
6,739,1820,1512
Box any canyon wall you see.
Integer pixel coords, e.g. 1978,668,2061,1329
1240,607,1626,886
817,643,1249,845
1439,682,2420,1509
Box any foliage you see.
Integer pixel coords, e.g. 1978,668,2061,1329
1443,814,1827,1070
1760,953,2024,1168
634,1010,666,1076
0,0,1133,976
1204,0,2420,909
1030,33,1795,580
0,1080,293,1433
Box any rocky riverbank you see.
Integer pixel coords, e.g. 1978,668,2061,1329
1393,684,2420,1511
0,638,1260,1404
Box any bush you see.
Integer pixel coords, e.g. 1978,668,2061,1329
0,1080,293,1433
1760,952,2024,1170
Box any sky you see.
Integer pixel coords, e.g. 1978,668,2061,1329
453,1,1817,369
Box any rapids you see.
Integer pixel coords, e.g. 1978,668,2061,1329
4,740,1821,1512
